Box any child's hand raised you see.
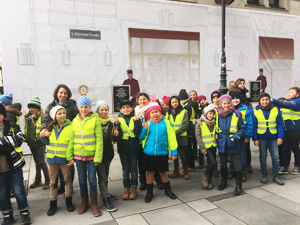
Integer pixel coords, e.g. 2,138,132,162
151,93,158,102
172,156,177,161
134,115,140,121
113,115,120,124
113,126,119,137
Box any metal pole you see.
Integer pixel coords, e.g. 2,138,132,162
219,0,228,95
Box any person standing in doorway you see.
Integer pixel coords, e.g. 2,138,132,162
123,69,140,104
256,68,267,93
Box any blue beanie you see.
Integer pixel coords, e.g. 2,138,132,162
78,96,91,108
0,93,13,106
96,100,109,112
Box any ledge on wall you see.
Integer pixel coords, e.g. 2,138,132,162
245,4,288,13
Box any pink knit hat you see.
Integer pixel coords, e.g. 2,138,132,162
162,96,170,105
148,100,161,112
219,95,232,105
197,95,206,103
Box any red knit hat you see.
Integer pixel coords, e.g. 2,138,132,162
148,100,161,112
197,95,206,103
162,96,170,105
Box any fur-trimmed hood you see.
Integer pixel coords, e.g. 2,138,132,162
6,103,23,123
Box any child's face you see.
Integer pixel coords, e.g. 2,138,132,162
221,100,231,110
98,105,109,119
190,92,197,101
29,107,37,114
56,109,66,124
213,97,219,106
206,111,215,121
232,98,240,106
200,99,206,105
288,89,299,99
171,98,179,109
260,97,270,107
138,96,149,107
120,105,133,115
79,105,91,117
161,102,168,111
150,109,161,120
0,114,4,123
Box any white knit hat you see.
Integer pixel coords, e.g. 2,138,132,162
50,106,66,121
203,104,216,117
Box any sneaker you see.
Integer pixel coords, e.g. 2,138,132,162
20,210,32,225
279,167,289,175
291,167,300,175
2,212,14,225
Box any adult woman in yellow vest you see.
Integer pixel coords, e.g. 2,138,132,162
40,106,74,216
24,96,50,189
166,96,189,180
216,95,246,196
195,104,217,190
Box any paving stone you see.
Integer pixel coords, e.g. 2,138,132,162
116,214,148,225
142,204,212,225
289,177,300,184
214,194,300,225
201,208,246,225
186,199,218,213
245,187,274,198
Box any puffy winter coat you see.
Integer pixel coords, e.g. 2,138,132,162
237,104,253,140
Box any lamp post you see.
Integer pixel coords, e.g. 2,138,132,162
219,0,228,95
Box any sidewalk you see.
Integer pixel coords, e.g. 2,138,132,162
2,145,300,225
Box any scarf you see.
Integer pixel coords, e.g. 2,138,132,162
217,104,235,117
259,102,274,111
99,116,111,125
201,114,215,126
150,114,163,124
134,105,149,117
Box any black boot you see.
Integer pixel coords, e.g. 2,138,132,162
2,212,14,225
218,168,228,191
65,197,75,212
139,174,147,191
163,181,176,200
20,210,32,225
145,183,154,203
234,171,243,196
102,196,117,212
154,172,164,190
273,174,285,185
47,200,57,216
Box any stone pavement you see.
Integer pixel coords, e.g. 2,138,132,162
2,144,300,225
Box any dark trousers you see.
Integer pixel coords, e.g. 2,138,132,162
205,147,217,176
278,143,284,167
186,137,195,168
220,152,241,172
247,142,251,164
283,130,300,168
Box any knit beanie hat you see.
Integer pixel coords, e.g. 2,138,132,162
258,92,270,102
189,90,198,97
96,100,109,112
28,96,41,109
162,96,170,105
178,89,189,101
211,91,221,101
119,100,132,109
50,106,66,121
197,95,206,103
219,95,232,105
8,103,22,111
0,103,6,118
148,100,161,112
78,96,92,108
0,93,13,106
229,92,241,100
202,104,216,117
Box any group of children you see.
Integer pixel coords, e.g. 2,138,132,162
1,83,300,224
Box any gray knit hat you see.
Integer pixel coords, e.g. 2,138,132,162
202,104,216,117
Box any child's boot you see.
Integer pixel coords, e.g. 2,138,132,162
273,174,284,185
129,187,137,200
183,168,189,180
2,211,14,225
218,168,228,191
78,192,89,214
163,181,177,200
170,164,180,178
201,173,209,189
30,175,41,188
234,171,243,196
102,196,117,212
43,178,50,190
139,174,147,191
20,210,32,225
47,200,57,216
207,174,214,190
90,194,101,217
145,183,153,203
122,189,130,200
65,196,75,212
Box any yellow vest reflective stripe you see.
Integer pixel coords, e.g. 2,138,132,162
254,107,278,134
184,102,196,121
200,121,217,148
47,125,71,158
239,109,246,124
119,117,135,140
216,112,239,136
281,108,300,121
15,117,23,153
25,117,42,138
166,110,187,137
73,117,97,151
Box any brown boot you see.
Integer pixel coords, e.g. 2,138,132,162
122,189,130,200
90,194,101,217
43,178,50,190
129,187,137,200
78,192,89,215
30,176,42,188
201,174,209,189
183,168,189,180
170,165,180,178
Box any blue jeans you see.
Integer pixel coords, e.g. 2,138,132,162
229,139,247,171
259,139,279,174
76,160,97,195
119,152,138,189
0,169,29,214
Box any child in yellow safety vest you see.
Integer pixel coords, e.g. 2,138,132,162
66,96,103,217
40,105,75,216
195,104,217,190
24,96,50,190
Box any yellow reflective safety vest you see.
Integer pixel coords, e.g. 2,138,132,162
166,110,187,136
239,109,246,124
254,107,278,135
25,117,42,137
47,125,72,159
119,117,136,140
200,121,217,149
281,108,300,121
15,117,23,153
216,112,239,136
184,102,196,121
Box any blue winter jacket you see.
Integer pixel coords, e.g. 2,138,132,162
237,104,253,140
139,116,178,156
217,110,246,154
252,105,284,141
272,96,300,131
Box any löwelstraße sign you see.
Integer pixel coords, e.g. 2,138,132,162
70,29,101,40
